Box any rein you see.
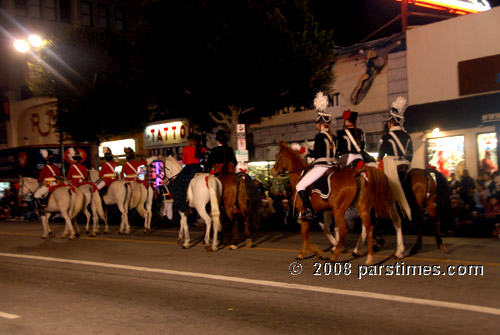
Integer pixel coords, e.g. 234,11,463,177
275,150,308,177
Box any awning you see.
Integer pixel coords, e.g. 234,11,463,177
405,92,500,133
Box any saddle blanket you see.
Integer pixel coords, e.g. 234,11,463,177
311,172,334,200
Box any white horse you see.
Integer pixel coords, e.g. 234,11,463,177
19,177,86,239
89,169,132,235
77,183,107,237
126,180,154,233
162,155,223,251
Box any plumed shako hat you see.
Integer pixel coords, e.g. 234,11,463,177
314,91,332,124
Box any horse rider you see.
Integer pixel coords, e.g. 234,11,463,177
120,147,158,188
206,129,237,175
296,110,336,220
169,134,206,214
34,149,61,214
378,96,413,219
96,147,119,194
336,110,367,169
66,148,88,186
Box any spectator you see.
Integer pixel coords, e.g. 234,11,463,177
459,169,475,206
260,198,276,228
448,173,460,193
482,172,497,196
481,150,497,175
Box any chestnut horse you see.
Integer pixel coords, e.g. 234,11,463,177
405,168,451,254
218,172,261,249
271,143,404,265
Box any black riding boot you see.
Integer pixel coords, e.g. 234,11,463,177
298,191,315,220
34,198,44,216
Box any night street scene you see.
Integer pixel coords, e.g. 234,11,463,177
1,1,500,334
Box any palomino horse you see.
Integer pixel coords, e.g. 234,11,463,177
218,172,261,249
405,168,451,254
162,155,223,251
271,142,403,265
78,183,107,237
89,169,131,235
19,177,86,239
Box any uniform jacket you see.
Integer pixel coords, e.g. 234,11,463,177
378,126,413,161
206,145,237,172
67,163,88,185
336,127,365,156
99,161,119,186
38,163,61,184
121,160,147,181
308,131,336,166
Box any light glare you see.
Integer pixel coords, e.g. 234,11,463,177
28,35,42,48
14,40,29,53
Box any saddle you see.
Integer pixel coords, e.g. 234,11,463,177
309,166,339,200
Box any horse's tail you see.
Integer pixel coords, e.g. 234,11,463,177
426,167,453,231
242,173,262,228
208,175,222,232
365,166,393,219
93,190,106,221
124,182,132,213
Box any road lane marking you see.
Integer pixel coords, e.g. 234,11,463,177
1,252,499,316
0,311,20,319
1,231,500,267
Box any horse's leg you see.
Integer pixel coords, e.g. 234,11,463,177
391,205,405,259
352,224,366,257
90,199,99,237
331,209,348,262
299,219,326,260
41,214,51,239
428,201,446,253
144,188,153,233
410,207,424,255
321,211,338,251
196,206,213,251
179,211,190,248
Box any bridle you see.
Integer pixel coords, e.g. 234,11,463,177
18,177,36,197
274,148,308,177
162,158,181,184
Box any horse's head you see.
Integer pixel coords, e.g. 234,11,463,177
271,142,305,177
88,169,99,183
162,156,182,180
18,176,38,197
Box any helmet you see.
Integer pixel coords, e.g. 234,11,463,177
342,110,358,124
69,147,82,161
104,147,113,162
388,96,407,126
41,149,55,164
316,112,332,124
215,129,227,144
124,147,135,160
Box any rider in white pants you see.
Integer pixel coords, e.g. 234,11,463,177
296,112,336,220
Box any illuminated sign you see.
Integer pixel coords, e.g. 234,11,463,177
144,121,194,148
99,139,136,157
395,0,491,14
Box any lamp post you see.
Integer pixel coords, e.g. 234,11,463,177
12,34,66,176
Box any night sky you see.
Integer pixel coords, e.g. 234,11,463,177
309,0,500,46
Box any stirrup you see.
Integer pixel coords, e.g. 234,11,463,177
299,209,315,220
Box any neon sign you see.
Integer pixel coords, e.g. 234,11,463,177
144,121,194,148
395,0,491,14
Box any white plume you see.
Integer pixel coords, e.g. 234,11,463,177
391,96,407,114
314,91,328,112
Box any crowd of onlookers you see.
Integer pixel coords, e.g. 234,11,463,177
449,169,500,238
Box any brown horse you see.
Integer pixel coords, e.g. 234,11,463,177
271,142,403,265
405,168,451,254
218,172,261,249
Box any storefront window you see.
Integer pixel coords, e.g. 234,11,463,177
427,136,465,178
477,132,498,175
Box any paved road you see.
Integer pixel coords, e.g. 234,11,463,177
0,220,499,334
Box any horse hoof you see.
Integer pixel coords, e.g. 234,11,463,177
439,244,447,254
183,244,191,249
229,244,238,250
410,246,420,255
90,233,97,237
212,246,218,252
394,253,404,260
352,251,361,257
245,238,252,248
41,235,48,239
177,239,184,246
296,254,304,260
205,245,212,252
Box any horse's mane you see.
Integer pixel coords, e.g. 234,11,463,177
164,156,182,174
283,145,306,168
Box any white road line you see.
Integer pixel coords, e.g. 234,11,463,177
1,252,500,316
0,311,20,319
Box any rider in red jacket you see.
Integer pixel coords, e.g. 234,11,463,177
66,149,88,186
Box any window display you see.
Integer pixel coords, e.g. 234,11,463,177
427,136,465,178
478,132,498,175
